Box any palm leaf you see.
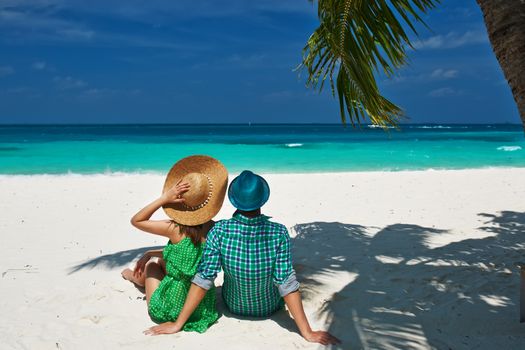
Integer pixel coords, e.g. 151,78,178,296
301,0,440,127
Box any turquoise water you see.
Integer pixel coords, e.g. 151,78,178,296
0,124,524,174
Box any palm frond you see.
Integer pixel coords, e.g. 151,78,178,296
301,0,440,127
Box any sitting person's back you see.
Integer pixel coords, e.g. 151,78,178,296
194,211,298,316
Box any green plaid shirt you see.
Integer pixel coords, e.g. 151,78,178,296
192,212,299,317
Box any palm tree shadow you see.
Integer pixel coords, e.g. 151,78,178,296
66,212,525,348
68,245,164,275
292,211,525,349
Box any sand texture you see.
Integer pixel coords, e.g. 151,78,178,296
1,169,525,349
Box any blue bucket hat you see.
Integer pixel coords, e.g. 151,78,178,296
228,170,270,211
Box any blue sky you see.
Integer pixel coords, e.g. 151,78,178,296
0,0,520,124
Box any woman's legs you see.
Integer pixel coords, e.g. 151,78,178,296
144,260,166,305
121,258,166,292
121,268,146,287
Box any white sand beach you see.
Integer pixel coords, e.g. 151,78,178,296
1,169,525,349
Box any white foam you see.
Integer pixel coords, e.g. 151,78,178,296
285,143,303,148
367,125,395,129
497,146,522,152
415,125,452,129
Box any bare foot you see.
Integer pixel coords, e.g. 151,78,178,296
121,268,145,287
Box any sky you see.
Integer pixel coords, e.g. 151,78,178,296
0,0,520,124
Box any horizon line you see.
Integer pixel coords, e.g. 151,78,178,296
0,122,523,127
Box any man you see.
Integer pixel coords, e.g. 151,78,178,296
145,170,340,345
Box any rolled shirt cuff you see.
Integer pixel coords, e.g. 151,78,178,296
276,271,300,297
191,273,214,290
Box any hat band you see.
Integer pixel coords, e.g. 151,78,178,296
182,173,213,211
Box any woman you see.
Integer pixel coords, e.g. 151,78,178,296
121,155,228,333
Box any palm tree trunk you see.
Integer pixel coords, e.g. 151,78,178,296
476,0,525,131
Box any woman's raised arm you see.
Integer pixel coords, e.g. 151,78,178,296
130,182,190,237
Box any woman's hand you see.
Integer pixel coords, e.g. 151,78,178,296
130,182,190,237
144,322,182,336
133,252,151,278
302,330,341,346
161,182,190,204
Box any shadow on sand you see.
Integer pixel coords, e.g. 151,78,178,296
69,244,299,334
68,245,163,274
69,211,525,349
292,211,525,349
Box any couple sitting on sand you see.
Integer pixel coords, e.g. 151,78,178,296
121,155,339,346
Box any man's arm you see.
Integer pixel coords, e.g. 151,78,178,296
274,229,340,345
273,227,299,290
143,284,207,335
283,291,340,345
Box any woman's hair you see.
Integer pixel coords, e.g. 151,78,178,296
174,222,207,246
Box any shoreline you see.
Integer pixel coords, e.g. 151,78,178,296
2,124,524,177
2,166,525,177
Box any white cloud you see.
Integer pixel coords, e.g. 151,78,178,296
0,86,41,98
57,28,95,40
79,88,117,98
0,7,97,45
448,6,475,19
0,8,70,31
430,69,458,79
0,7,201,49
191,52,293,71
0,1,314,48
32,61,47,70
0,65,15,76
0,0,59,10
383,68,459,85
54,0,315,22
413,30,488,50
53,76,87,90
77,87,142,100
428,87,462,98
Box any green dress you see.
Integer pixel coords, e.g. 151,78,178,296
148,237,219,333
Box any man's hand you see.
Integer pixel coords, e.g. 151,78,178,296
144,322,182,336
302,330,341,346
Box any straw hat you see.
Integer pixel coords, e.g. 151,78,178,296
162,155,228,226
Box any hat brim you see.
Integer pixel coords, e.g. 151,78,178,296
228,174,270,211
162,155,228,226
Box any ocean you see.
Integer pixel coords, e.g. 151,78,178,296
0,124,524,174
